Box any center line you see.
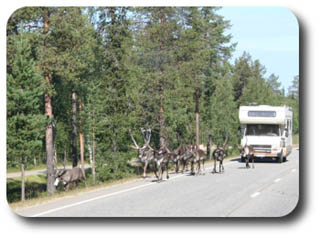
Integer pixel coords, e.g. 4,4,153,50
250,192,260,198
274,178,282,183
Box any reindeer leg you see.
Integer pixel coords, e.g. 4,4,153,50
252,156,255,169
203,159,205,175
190,160,195,175
154,161,159,180
175,161,179,173
195,160,199,175
181,160,185,173
143,161,148,178
159,163,163,181
246,156,250,168
212,159,217,173
65,183,70,191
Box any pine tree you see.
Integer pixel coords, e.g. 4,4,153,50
206,73,238,147
232,52,253,106
7,7,98,194
132,7,182,148
82,7,136,182
7,34,46,200
287,75,299,134
175,7,234,146
49,8,97,168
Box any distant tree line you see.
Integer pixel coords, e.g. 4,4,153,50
7,7,299,198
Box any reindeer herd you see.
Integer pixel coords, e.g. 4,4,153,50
54,128,254,191
130,128,235,182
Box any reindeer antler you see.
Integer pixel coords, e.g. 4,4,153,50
129,130,141,150
141,128,152,149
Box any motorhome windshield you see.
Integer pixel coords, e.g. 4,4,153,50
246,124,280,136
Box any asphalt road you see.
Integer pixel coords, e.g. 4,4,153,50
16,147,299,217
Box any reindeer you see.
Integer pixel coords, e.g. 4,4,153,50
240,144,255,168
130,128,158,179
212,134,229,173
153,147,171,181
194,148,206,175
169,145,182,173
179,144,195,173
54,167,87,191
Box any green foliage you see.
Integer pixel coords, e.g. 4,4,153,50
7,33,46,164
287,75,299,133
206,73,238,146
95,152,135,182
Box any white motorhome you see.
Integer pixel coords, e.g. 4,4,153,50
239,105,293,163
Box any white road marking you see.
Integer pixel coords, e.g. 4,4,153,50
31,160,237,217
274,178,282,183
31,182,155,217
250,192,261,198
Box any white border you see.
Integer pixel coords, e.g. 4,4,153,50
1,1,318,238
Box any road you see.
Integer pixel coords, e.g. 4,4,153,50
7,164,91,179
15,147,299,217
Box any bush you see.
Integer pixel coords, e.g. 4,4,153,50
96,151,135,182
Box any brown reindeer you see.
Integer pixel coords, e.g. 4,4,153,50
240,144,255,168
170,145,182,173
179,144,195,173
212,134,229,173
54,167,87,191
153,147,171,181
191,147,206,175
130,129,158,179
197,148,206,175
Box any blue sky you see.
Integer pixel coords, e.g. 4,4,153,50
218,7,299,93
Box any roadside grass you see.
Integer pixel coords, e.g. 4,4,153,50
7,175,48,204
8,172,139,211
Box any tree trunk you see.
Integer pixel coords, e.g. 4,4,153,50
79,101,85,173
207,135,213,160
195,88,200,171
43,9,55,195
92,130,96,185
159,96,166,148
33,156,37,167
159,11,166,149
21,155,25,201
195,88,200,151
45,82,55,195
72,91,78,168
44,75,56,196
80,133,84,171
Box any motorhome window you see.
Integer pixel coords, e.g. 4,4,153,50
248,111,276,117
246,124,280,136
